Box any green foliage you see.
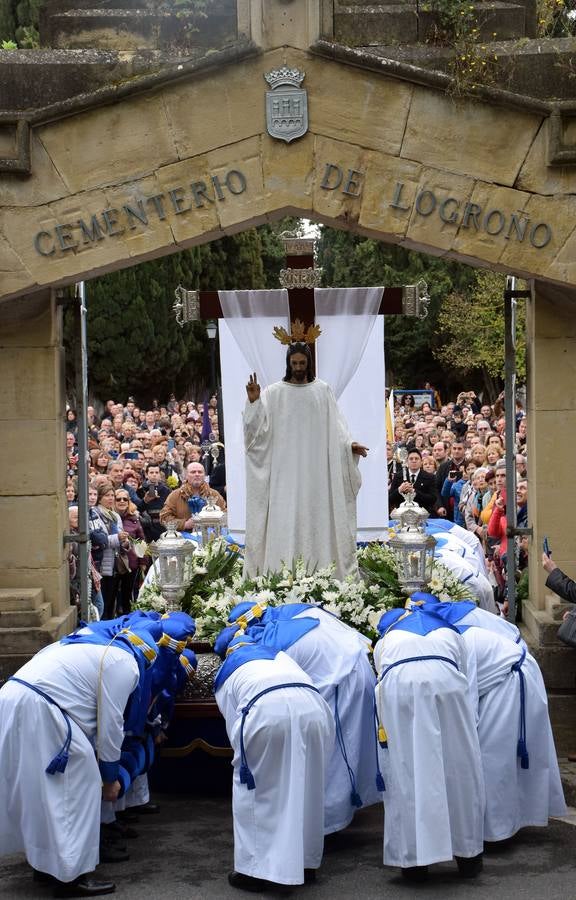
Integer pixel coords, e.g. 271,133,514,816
537,0,576,37
63,227,286,406
316,226,476,393
434,269,526,396
0,0,16,42
0,0,41,47
424,0,478,42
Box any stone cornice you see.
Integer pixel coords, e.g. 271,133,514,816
311,40,576,167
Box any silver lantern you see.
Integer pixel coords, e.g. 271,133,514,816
150,523,197,610
194,503,227,545
388,496,437,594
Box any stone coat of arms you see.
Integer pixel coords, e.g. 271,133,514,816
264,67,308,143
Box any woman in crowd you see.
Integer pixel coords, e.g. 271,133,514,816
114,488,146,616
485,445,503,467
91,481,130,619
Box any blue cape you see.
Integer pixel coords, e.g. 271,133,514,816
377,607,460,637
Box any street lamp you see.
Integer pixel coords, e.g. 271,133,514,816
205,319,224,443
389,497,437,595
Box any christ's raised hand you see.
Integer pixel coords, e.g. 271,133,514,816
246,372,261,403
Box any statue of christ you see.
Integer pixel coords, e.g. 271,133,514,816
243,341,368,579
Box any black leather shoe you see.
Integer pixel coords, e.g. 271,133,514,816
52,875,116,897
400,865,429,882
456,854,483,878
33,868,56,884
227,871,289,893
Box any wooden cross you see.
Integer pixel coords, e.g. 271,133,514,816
193,244,421,325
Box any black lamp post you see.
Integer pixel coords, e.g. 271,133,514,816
205,320,224,442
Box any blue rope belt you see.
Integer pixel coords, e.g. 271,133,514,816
511,648,529,769
378,654,459,684
334,684,363,808
8,676,72,775
239,682,320,790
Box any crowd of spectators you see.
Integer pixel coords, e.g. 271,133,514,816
66,394,226,619
65,384,527,621
388,388,528,615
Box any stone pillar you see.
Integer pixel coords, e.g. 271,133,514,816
524,280,576,629
0,288,75,663
237,0,322,50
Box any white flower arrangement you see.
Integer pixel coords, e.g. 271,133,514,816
135,538,475,643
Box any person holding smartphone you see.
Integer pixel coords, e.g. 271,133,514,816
138,463,170,542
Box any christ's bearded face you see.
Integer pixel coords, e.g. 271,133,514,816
289,352,309,383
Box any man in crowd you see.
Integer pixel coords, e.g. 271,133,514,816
139,462,170,541
389,448,439,516
160,461,226,530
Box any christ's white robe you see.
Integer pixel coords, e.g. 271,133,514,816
215,653,334,885
243,379,361,579
0,642,138,882
286,607,382,833
462,627,566,840
374,627,485,868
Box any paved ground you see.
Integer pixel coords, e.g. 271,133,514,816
3,793,576,900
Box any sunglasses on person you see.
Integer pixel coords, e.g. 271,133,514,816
115,495,129,502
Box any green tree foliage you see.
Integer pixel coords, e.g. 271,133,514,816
0,0,41,46
434,269,526,400
316,226,477,394
64,227,285,406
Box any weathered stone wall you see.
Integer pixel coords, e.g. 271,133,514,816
0,291,74,627
0,46,574,308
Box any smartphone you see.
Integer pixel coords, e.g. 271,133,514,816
543,536,552,558
124,451,138,459
167,438,175,451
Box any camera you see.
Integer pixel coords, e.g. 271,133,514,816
449,469,459,479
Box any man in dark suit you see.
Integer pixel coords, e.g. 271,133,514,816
389,448,440,517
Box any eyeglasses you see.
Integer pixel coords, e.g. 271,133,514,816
115,496,129,502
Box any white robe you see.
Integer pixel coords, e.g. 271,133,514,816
434,547,496,611
243,379,361,579
0,642,139,882
286,608,382,833
374,627,485,868
215,653,334,885
462,627,566,840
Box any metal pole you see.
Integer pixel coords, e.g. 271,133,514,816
504,276,517,623
74,282,91,621
209,326,224,443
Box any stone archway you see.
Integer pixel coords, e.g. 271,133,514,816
1,11,576,670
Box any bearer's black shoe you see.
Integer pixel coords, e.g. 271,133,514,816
52,875,116,897
227,871,290,893
32,868,56,884
400,865,429,882
455,853,483,878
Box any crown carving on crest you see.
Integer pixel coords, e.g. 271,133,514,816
273,319,321,346
264,67,305,90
